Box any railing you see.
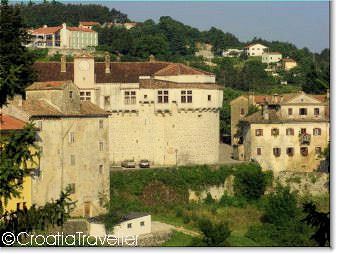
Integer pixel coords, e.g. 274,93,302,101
299,133,311,145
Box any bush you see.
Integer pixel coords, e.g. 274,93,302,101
175,207,183,217
183,215,191,224
204,193,214,204
219,193,247,208
233,164,267,200
198,218,231,246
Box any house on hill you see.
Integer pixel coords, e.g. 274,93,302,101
244,43,268,57
27,23,98,50
283,58,298,71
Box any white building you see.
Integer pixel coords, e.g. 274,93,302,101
113,213,151,238
28,23,98,49
244,43,268,57
262,52,282,64
222,49,243,58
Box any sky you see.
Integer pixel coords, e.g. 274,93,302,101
84,1,330,53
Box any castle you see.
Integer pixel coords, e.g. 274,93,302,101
4,54,223,216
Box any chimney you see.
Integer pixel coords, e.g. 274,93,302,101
272,93,279,103
248,91,254,105
105,52,110,74
61,55,66,72
263,104,269,120
149,54,155,62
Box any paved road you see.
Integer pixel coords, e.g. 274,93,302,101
151,221,200,237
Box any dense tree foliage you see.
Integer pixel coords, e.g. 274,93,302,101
302,202,330,246
18,1,128,27
246,186,316,246
233,164,268,200
0,0,35,107
197,218,231,246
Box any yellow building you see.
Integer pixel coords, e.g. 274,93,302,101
0,114,37,212
231,92,329,172
283,58,298,71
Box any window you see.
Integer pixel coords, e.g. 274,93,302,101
158,90,169,103
288,108,293,115
273,148,281,157
144,94,148,99
286,128,294,136
299,108,307,116
271,128,279,136
314,108,320,116
69,132,75,143
99,141,104,151
181,90,192,103
70,155,75,165
17,176,23,185
300,128,307,134
104,96,110,106
300,147,308,156
208,95,212,101
99,119,104,129
80,91,91,101
240,108,245,116
255,129,263,136
140,221,145,227
315,147,322,155
256,148,262,155
69,91,73,99
313,128,321,136
127,223,132,229
69,183,75,194
286,147,294,156
99,164,103,174
124,91,136,105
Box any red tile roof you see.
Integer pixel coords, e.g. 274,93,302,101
31,26,62,35
0,114,27,131
283,58,296,63
154,63,212,76
26,81,68,90
79,21,100,26
67,26,95,32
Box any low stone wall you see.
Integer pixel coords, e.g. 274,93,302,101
188,171,329,202
189,175,234,201
274,171,329,196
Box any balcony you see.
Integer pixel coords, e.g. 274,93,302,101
299,133,311,145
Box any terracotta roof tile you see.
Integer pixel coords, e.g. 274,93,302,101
31,26,62,35
67,26,95,32
154,63,212,76
79,21,100,26
26,81,68,91
0,114,27,131
80,101,109,116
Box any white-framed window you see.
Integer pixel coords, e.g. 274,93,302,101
127,223,132,229
104,96,110,106
69,132,75,143
158,90,169,103
99,119,104,129
181,90,192,103
313,128,322,136
80,91,91,101
124,91,136,105
140,221,145,226
99,141,104,151
70,155,75,166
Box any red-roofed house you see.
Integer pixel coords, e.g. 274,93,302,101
79,21,100,29
28,23,97,49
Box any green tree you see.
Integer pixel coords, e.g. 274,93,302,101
198,218,231,246
302,202,330,246
233,164,267,200
0,0,35,107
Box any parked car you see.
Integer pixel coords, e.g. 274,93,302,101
121,160,136,168
139,159,150,168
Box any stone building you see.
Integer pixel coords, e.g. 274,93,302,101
230,92,329,172
33,54,223,166
4,80,110,217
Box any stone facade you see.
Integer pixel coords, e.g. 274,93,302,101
231,92,329,172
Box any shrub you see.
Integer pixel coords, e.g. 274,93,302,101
204,193,215,204
233,164,267,200
175,207,183,217
219,193,247,208
198,218,231,246
183,215,191,224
